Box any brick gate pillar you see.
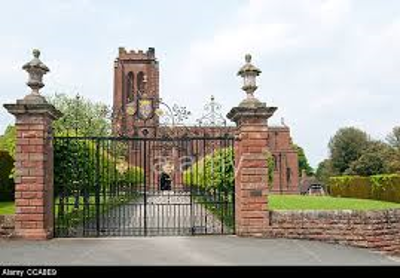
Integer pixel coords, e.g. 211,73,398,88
227,54,276,236
3,50,62,239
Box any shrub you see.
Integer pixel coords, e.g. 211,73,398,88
183,147,235,194
55,139,118,195
183,147,274,193
54,139,97,196
54,139,144,196
0,151,14,201
118,166,144,185
0,125,16,158
370,174,400,203
266,151,275,187
114,165,144,194
329,174,400,203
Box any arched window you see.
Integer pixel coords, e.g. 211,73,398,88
137,72,145,93
126,72,135,102
273,155,278,171
286,167,291,185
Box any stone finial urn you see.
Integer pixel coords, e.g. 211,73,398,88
237,54,264,108
22,49,50,96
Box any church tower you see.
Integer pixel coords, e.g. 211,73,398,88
113,47,160,137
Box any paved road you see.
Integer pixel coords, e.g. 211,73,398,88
70,191,232,237
0,237,399,266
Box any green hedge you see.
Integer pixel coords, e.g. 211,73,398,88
182,147,234,228
54,139,144,197
370,174,400,203
183,147,235,194
54,139,108,196
54,139,144,233
183,147,274,193
329,174,400,203
118,166,144,185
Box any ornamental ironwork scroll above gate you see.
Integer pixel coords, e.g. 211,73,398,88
196,95,227,127
52,91,230,139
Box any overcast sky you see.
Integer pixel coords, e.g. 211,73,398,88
0,0,399,168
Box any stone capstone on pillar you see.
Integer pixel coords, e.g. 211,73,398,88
227,54,277,237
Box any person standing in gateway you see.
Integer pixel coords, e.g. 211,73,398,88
160,162,174,191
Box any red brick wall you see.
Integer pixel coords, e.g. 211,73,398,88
13,114,54,239
268,209,400,255
233,116,271,236
268,127,292,150
268,127,299,194
271,150,299,194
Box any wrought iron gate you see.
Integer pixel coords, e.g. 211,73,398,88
53,135,235,237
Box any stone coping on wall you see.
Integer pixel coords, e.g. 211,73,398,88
267,209,400,256
0,214,15,238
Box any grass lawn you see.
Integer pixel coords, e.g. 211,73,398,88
269,195,400,210
0,192,137,217
0,202,15,215
3,195,400,215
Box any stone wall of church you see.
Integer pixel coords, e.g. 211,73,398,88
268,127,299,194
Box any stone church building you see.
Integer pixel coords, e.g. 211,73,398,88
112,47,299,194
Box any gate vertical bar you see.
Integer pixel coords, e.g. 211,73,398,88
231,137,235,235
143,138,147,236
190,138,194,235
221,137,225,234
95,139,101,237
52,137,57,238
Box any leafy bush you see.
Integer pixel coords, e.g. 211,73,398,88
54,139,99,196
118,166,145,185
370,174,400,203
183,147,275,192
329,174,400,203
0,151,14,201
328,176,371,199
293,144,313,176
266,151,275,187
54,139,144,196
113,165,145,195
183,147,235,194
0,126,16,158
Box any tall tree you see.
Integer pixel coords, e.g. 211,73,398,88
0,125,16,158
316,159,335,184
293,144,313,176
346,141,390,176
47,93,111,136
385,127,400,173
0,150,14,200
328,127,370,174
387,126,400,149
386,148,400,174
0,94,111,156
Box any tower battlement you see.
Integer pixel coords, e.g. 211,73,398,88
118,47,156,61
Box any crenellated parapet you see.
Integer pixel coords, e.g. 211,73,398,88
118,47,157,61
